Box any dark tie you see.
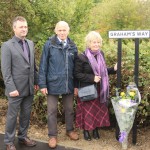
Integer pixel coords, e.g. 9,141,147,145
61,40,66,48
22,40,29,62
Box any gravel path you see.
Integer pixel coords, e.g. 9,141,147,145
0,99,149,150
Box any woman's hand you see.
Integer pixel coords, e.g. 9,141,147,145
114,63,118,71
94,75,101,83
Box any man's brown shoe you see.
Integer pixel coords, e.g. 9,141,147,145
6,144,16,150
18,137,36,147
66,131,79,140
48,137,57,148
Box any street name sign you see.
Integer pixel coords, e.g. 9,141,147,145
109,30,150,39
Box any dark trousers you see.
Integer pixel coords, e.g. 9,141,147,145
47,94,74,137
4,95,33,145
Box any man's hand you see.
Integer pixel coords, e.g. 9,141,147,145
40,88,48,95
9,90,19,97
34,85,39,90
74,88,78,97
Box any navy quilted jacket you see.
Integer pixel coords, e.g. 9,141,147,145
38,35,78,94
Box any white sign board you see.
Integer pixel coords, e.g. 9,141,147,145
109,30,150,39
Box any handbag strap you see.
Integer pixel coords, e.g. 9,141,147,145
78,52,97,88
78,82,97,89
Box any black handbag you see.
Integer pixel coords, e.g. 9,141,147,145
78,84,98,102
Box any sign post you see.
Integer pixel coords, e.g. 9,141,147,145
109,30,150,145
109,30,150,88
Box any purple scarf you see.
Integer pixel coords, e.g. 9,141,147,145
85,48,109,103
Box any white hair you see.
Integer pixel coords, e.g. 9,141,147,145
85,31,103,48
54,21,70,32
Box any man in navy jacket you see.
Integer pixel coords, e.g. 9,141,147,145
38,21,79,148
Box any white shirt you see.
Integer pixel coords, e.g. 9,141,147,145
57,37,67,46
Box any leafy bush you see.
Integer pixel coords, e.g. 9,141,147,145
30,91,47,125
31,39,150,127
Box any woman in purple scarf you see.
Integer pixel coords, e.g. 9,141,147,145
74,31,117,141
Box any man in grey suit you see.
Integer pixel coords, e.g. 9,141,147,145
1,16,38,150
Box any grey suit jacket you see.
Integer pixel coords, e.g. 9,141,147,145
1,36,38,97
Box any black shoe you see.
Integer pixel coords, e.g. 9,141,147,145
93,128,100,139
83,130,91,141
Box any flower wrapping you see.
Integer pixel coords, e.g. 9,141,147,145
111,83,141,143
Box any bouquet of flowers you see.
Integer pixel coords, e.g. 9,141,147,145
111,82,141,149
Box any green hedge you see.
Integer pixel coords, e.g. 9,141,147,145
31,40,150,126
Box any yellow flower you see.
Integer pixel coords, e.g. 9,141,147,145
121,108,126,113
129,91,135,97
120,92,125,97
